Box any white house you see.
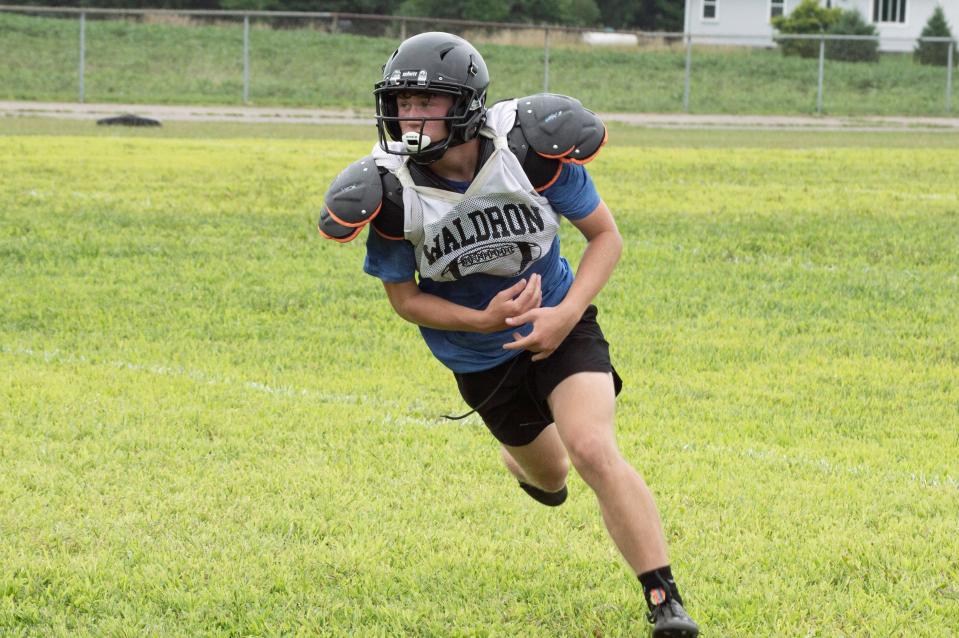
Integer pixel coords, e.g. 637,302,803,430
683,0,959,52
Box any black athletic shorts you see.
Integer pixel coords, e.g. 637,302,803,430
453,305,623,447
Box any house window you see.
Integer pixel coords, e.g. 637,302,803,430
873,0,907,23
771,0,785,19
703,0,718,20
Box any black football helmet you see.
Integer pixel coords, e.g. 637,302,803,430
374,32,489,165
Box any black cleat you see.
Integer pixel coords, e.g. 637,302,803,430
517,481,568,506
646,596,699,638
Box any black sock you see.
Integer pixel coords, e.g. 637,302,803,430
638,565,683,608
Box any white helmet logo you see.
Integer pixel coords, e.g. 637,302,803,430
417,70,428,86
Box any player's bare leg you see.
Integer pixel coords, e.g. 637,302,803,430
500,424,569,493
547,371,669,572
547,371,698,636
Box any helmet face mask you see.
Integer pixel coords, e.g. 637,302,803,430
374,32,489,165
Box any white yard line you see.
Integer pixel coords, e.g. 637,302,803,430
678,441,959,491
4,344,956,490
0,344,431,427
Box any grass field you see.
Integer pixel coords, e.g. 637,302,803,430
1,11,957,117
1,118,958,637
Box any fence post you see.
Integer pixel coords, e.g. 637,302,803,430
400,17,407,41
243,15,250,105
79,11,86,103
543,27,550,93
816,36,825,114
682,34,692,112
947,41,954,114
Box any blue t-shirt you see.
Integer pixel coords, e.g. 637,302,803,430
365,162,601,373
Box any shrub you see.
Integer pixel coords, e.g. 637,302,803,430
772,0,841,59
826,10,879,63
915,6,956,67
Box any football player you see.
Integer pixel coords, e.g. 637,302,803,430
319,31,699,638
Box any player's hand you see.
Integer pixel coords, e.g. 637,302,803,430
502,304,579,361
480,274,542,333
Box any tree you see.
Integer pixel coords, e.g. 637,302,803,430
396,0,601,27
597,0,679,31
826,9,879,63
554,0,601,26
641,0,683,32
395,0,469,21
915,6,956,67
772,0,841,59
219,0,279,10
596,0,638,29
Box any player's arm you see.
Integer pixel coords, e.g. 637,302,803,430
503,201,620,360
557,200,622,318
502,95,617,360
383,275,542,334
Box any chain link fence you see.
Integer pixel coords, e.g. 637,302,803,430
0,5,955,115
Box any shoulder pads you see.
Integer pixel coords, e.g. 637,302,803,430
514,94,607,165
507,125,562,192
318,156,383,243
371,171,405,241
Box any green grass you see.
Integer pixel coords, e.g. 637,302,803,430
1,123,958,637
1,11,957,116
